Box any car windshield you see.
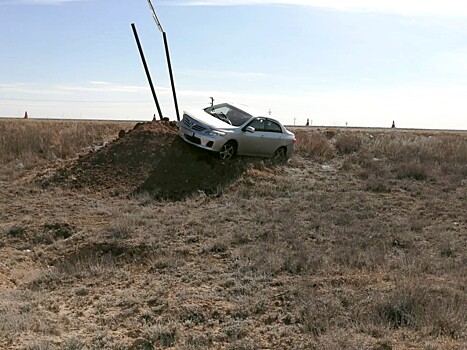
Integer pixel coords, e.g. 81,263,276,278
204,103,252,127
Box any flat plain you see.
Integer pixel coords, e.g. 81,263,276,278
0,119,465,349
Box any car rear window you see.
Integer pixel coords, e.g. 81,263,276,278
265,120,282,133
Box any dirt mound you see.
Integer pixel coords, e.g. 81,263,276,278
54,121,178,193
136,138,253,200
52,121,257,200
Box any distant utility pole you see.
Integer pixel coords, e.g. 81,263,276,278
146,0,180,121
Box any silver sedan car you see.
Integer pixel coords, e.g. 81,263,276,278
178,102,296,161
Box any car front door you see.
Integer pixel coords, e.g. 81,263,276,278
237,118,272,156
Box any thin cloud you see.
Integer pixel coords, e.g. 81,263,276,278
178,69,268,80
89,81,112,85
56,82,159,94
0,0,85,5
0,82,155,95
162,0,467,17
0,83,71,95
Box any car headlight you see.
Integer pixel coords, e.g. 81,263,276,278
204,129,226,137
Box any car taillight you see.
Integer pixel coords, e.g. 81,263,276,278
293,138,297,144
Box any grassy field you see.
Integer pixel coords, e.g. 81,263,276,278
0,119,466,349
0,119,133,180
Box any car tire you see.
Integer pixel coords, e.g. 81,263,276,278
219,141,237,160
272,147,287,164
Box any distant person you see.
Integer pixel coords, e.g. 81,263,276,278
392,121,395,128
152,114,156,122
24,111,28,119
306,118,309,126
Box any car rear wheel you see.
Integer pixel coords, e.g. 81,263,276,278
272,147,287,164
219,141,237,160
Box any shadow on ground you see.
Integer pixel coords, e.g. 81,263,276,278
136,137,254,200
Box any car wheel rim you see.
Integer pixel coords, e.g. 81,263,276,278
220,144,234,159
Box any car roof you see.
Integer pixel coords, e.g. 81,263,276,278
210,102,286,126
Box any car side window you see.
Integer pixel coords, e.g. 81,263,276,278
265,120,282,133
248,118,266,131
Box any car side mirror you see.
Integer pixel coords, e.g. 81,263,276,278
244,126,255,133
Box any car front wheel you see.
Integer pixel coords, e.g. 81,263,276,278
219,141,237,160
272,147,287,164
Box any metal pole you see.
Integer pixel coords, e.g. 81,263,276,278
162,31,180,121
131,23,163,120
146,0,180,121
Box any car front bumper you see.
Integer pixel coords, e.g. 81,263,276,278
178,123,226,152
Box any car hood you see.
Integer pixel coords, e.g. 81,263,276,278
184,109,237,130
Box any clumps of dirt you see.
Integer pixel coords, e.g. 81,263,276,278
33,222,75,245
55,121,179,193
2,221,75,250
49,120,260,200
47,241,154,268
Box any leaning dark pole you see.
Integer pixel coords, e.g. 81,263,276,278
131,22,163,120
146,0,180,121
162,31,180,121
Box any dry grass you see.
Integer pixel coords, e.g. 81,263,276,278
374,278,466,338
335,133,362,154
0,119,133,176
294,129,336,160
0,121,466,349
298,128,467,187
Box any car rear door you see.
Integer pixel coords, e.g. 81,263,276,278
261,119,286,155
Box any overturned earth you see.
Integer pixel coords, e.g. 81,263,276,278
45,121,262,200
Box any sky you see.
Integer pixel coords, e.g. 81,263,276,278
1,0,467,129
